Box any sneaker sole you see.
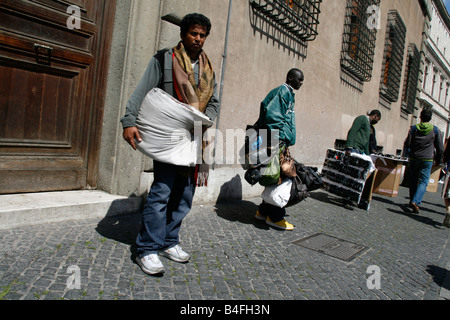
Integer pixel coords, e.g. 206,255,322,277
266,220,294,231
136,258,165,275
159,251,190,263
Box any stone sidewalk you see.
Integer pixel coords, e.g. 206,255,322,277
0,185,449,303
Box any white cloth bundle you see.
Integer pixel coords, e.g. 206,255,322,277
136,88,214,167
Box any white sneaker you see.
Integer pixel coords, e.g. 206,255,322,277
136,253,165,275
160,245,190,263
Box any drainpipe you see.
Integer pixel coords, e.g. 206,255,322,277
212,0,232,170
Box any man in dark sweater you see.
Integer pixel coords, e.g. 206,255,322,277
345,110,381,155
403,109,444,214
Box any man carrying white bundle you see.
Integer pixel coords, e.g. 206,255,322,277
121,13,219,275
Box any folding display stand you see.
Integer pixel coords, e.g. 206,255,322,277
321,149,377,211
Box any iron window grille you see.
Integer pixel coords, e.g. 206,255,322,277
401,44,420,115
249,0,322,42
379,10,406,103
340,0,380,83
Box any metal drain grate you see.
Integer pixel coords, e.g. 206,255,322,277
292,233,367,262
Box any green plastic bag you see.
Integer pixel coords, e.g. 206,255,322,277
258,148,281,187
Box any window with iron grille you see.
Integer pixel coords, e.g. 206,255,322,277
340,0,380,83
249,0,322,42
379,10,406,103
401,44,420,115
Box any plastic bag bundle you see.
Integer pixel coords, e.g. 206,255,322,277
135,88,214,167
261,179,293,208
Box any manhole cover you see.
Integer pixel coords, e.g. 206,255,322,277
292,233,367,262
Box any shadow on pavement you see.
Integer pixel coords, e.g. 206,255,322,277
96,209,142,263
308,190,348,209
426,265,450,292
213,173,270,229
214,199,269,230
420,199,445,216
385,207,444,229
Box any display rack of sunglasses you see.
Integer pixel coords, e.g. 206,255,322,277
321,149,377,209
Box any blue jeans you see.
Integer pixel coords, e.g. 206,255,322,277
408,159,433,206
136,160,196,257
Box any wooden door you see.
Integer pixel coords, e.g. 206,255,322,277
0,0,116,194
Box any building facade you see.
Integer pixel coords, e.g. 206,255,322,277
419,0,450,138
100,0,431,202
1,0,444,205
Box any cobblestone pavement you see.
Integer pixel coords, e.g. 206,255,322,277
1,185,449,303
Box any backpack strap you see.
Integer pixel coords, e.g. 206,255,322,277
154,49,168,89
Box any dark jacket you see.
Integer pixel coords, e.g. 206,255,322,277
256,84,296,146
346,115,371,155
402,123,444,162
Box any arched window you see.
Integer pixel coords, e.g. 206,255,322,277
401,44,420,115
432,73,436,97
423,65,428,90
379,10,406,103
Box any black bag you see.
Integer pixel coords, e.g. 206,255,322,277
244,166,262,186
285,175,309,208
295,161,323,191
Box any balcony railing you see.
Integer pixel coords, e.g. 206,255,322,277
250,0,322,42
